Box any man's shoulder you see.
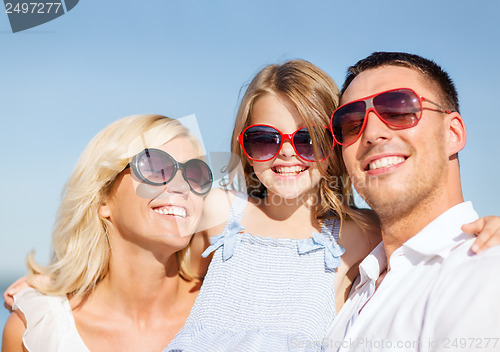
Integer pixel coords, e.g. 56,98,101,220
443,238,500,271
433,242,500,297
422,244,500,345
450,244,500,278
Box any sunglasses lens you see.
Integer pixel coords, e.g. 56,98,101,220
183,159,213,195
332,101,366,145
242,125,281,161
134,149,213,195
293,126,331,161
136,149,175,185
374,89,420,127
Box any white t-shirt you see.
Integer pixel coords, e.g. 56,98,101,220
323,202,500,352
13,287,90,352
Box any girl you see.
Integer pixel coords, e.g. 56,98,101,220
2,115,213,352
162,60,389,350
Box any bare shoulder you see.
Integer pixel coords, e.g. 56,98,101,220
338,209,381,267
196,188,238,237
2,311,27,352
204,187,237,208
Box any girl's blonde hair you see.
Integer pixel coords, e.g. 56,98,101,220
27,114,202,297
228,59,372,228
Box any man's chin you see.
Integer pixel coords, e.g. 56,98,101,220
361,190,409,217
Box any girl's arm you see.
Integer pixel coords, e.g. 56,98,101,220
463,215,500,253
335,216,381,311
189,188,235,278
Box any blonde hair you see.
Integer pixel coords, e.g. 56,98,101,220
228,59,372,228
27,114,202,297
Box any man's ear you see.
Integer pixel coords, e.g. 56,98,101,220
446,112,466,157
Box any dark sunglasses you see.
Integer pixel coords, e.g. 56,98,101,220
330,88,453,146
238,124,332,162
126,148,213,196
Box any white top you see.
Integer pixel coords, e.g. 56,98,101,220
323,202,500,352
13,287,90,352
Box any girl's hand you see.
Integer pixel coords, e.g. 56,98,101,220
462,216,500,253
3,276,29,312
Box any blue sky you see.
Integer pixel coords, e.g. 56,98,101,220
1,0,499,294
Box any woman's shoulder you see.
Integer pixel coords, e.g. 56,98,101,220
10,288,89,351
2,310,27,352
12,287,70,327
13,287,66,313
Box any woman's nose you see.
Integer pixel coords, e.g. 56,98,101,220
165,169,190,196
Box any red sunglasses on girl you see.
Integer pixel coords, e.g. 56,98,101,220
238,124,332,162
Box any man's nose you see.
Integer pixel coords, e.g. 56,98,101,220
359,109,392,145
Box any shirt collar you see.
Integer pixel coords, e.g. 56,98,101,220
356,241,386,289
401,201,478,259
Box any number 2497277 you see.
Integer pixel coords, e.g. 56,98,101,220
5,2,63,14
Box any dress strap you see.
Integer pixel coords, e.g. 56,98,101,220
224,192,248,226
322,217,341,242
201,192,248,260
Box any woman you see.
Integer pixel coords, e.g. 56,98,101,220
2,114,213,351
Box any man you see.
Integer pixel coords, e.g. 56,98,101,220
324,52,500,351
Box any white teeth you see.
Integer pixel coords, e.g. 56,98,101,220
154,206,186,218
369,156,405,171
274,165,306,175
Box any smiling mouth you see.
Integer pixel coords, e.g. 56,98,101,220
153,206,187,218
366,156,406,171
272,165,308,176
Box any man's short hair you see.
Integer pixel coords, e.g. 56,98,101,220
341,52,460,113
